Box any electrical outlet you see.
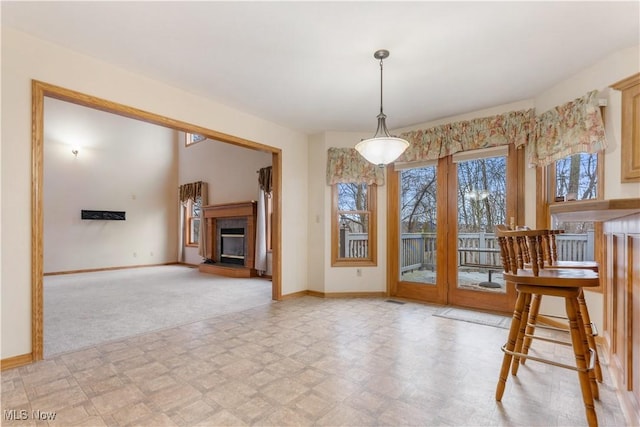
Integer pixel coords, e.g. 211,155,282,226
356,268,362,277
150,251,154,257
133,252,137,258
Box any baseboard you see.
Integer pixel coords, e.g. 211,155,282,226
177,262,200,268
281,290,387,300
306,290,324,298
280,290,309,300
199,263,257,278
44,262,180,276
1,353,33,371
307,291,387,298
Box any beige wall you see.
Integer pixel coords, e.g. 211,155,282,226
310,131,388,294
1,28,309,359
43,98,179,273
178,135,272,265
307,133,326,292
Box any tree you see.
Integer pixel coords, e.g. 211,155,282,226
456,157,506,232
400,167,437,233
399,157,508,235
338,183,368,232
555,153,598,200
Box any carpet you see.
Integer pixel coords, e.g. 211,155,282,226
44,265,273,357
433,307,511,329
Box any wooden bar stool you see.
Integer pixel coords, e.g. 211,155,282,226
512,226,602,384
495,226,600,427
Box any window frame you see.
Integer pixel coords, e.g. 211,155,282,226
547,152,604,205
536,106,606,293
185,197,201,247
331,183,377,267
537,106,606,227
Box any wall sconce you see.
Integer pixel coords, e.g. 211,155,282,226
71,147,79,157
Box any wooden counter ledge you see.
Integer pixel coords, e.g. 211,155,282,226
550,198,640,222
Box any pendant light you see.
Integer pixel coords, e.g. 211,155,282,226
355,49,409,166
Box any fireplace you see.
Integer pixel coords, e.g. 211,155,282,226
220,227,245,265
198,201,257,278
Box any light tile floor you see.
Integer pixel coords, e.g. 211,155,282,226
1,297,627,426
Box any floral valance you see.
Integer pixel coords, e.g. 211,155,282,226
326,147,385,185
179,181,204,202
528,90,606,167
397,109,534,163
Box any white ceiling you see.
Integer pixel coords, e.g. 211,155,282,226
3,1,639,134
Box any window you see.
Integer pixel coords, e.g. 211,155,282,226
546,150,603,267
455,154,508,292
331,183,377,266
544,107,605,257
185,133,206,146
547,105,605,204
399,164,438,284
552,153,600,201
185,197,202,246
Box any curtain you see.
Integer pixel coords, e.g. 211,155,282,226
528,90,607,167
179,181,204,202
258,166,272,194
177,181,209,260
198,182,209,259
397,109,534,163
255,188,267,274
326,147,385,185
255,167,272,275
178,200,186,263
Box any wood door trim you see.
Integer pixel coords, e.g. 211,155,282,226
448,146,518,310
31,80,283,362
386,165,400,297
388,149,521,310
387,160,447,304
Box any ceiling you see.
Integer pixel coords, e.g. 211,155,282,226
3,1,639,134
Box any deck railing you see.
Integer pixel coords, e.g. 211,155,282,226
397,230,594,272
342,230,594,270
555,232,595,261
400,233,437,272
343,232,369,258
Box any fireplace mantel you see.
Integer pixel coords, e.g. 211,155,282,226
199,201,257,278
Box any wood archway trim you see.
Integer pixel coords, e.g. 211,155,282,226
31,80,282,361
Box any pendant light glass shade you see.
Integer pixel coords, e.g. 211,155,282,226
355,114,409,166
356,136,409,166
355,49,409,167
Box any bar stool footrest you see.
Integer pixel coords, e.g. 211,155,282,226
501,344,595,372
524,333,572,347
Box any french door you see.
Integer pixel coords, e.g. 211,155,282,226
388,146,522,313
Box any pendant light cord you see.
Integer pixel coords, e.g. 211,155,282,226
379,57,384,115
